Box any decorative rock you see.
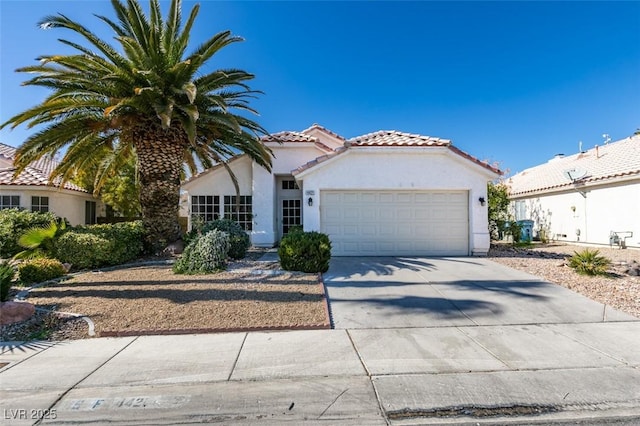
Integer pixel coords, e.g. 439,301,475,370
0,301,36,325
162,239,184,255
626,267,640,277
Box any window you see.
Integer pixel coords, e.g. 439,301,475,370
281,179,299,190
85,201,97,225
0,195,20,210
514,200,526,221
282,199,302,234
31,196,49,212
224,195,252,231
191,195,220,223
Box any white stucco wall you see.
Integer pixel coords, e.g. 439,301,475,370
295,148,497,255
269,144,326,174
0,186,102,226
181,146,326,246
511,179,640,248
181,156,253,231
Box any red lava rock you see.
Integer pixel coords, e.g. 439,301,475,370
0,301,36,326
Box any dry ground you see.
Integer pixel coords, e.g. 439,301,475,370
488,243,640,319
2,254,329,340
3,243,638,341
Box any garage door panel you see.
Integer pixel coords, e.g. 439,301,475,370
321,190,468,256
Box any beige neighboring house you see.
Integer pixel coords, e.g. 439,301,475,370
0,142,103,225
507,134,640,248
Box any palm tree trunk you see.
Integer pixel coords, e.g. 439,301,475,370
131,121,187,252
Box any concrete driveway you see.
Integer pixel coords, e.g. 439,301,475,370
323,256,638,329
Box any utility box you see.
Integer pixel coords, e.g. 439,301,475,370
517,220,534,242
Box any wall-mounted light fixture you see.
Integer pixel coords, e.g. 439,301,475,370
308,197,313,207
478,197,486,206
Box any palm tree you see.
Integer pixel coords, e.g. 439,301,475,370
1,0,272,251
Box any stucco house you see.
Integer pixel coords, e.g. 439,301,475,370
181,124,501,256
507,134,640,248
0,142,103,225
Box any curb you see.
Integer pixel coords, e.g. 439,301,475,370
99,322,332,337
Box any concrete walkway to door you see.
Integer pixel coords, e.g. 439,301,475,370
323,256,637,329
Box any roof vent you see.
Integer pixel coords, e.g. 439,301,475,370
548,153,565,162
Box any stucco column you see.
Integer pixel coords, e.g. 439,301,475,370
251,163,276,247
470,188,491,255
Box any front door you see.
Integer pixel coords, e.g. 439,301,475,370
276,176,302,240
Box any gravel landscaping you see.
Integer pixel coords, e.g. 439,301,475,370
1,251,329,341
488,243,640,319
3,243,638,341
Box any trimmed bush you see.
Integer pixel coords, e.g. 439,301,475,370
569,249,611,276
0,209,58,258
185,219,250,259
0,261,16,302
55,221,146,269
278,231,331,273
174,229,230,274
18,258,66,284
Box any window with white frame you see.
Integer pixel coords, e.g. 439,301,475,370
31,196,49,212
0,195,20,210
223,195,252,231
191,195,220,223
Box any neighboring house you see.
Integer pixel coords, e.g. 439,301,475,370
0,142,103,225
507,134,640,248
181,124,501,256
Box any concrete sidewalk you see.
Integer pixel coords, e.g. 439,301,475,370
2,321,640,425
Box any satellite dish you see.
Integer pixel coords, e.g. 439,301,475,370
563,168,588,181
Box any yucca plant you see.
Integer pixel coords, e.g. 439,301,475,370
0,0,273,252
568,249,611,276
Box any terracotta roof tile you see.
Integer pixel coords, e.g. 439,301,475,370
0,142,87,192
301,123,347,141
348,130,451,147
261,131,318,143
508,135,640,196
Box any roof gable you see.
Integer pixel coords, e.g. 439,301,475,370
508,135,640,196
293,130,501,177
0,142,86,192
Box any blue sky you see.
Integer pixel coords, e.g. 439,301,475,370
1,1,639,176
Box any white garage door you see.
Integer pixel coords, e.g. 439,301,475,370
320,190,469,256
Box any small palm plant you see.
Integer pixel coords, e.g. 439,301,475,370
568,249,611,276
13,219,66,260
0,261,16,302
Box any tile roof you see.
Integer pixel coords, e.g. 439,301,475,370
260,130,333,152
261,131,317,143
300,123,347,141
0,142,86,192
292,129,501,176
348,130,451,147
508,135,640,196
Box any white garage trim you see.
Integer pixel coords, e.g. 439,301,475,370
320,190,469,256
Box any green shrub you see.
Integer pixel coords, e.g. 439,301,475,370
18,258,66,284
569,249,611,276
55,221,146,269
0,261,16,302
174,230,230,274
278,231,331,273
185,219,250,259
0,209,58,258
54,232,112,269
